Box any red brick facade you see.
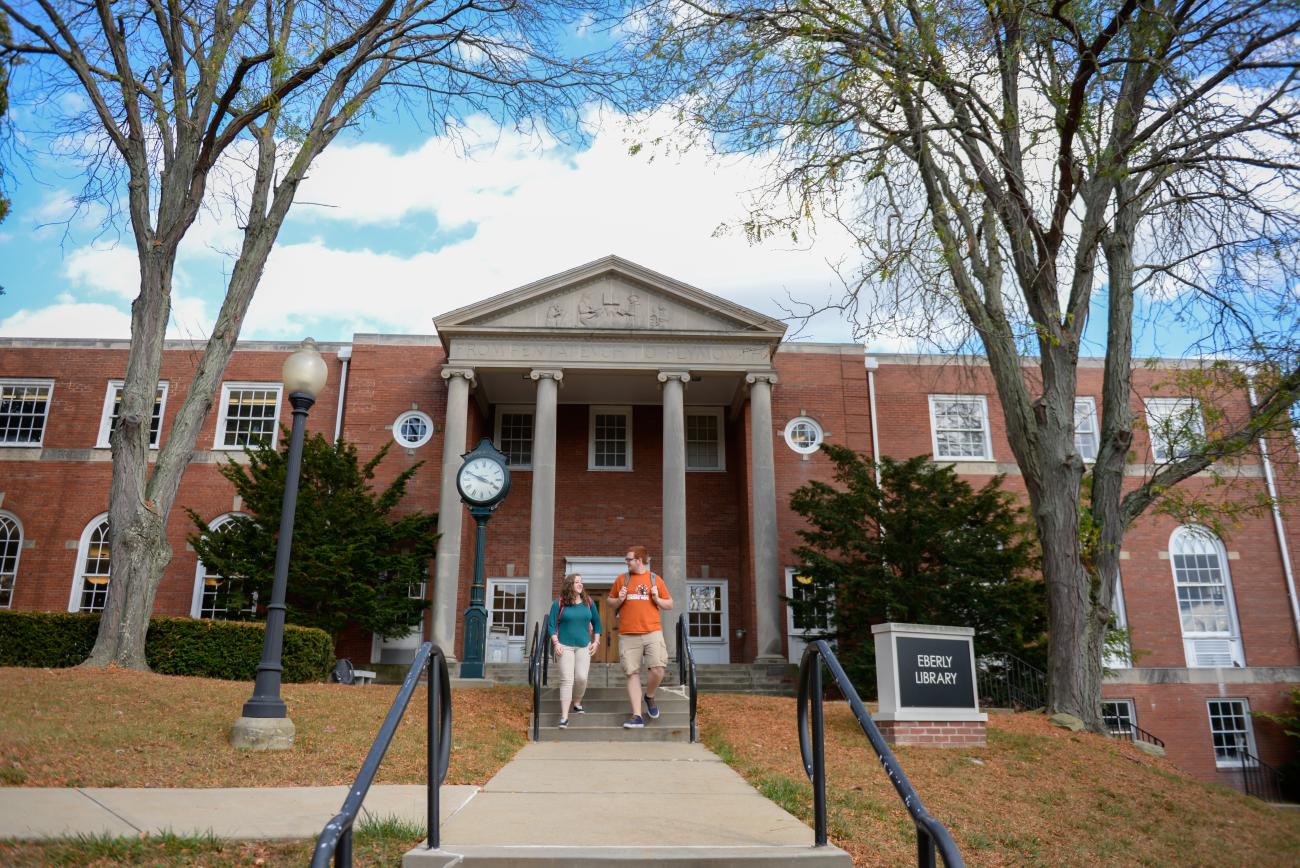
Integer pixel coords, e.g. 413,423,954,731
2,325,1298,788
877,720,988,748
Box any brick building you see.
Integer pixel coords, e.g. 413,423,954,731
1,255,1297,789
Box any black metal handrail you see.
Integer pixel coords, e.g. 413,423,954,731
311,642,452,867
1109,721,1165,749
976,652,1047,710
528,616,550,741
1238,745,1287,802
798,641,964,867
675,613,698,743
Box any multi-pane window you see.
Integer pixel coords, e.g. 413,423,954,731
195,516,256,619
496,409,534,468
1074,398,1099,462
589,407,632,470
688,583,724,640
1101,700,1136,737
216,384,282,448
687,410,724,470
789,571,833,635
392,411,434,449
0,380,53,446
97,381,168,448
784,416,824,455
1145,397,1204,463
489,581,528,639
1170,526,1242,667
75,516,112,613
1172,528,1233,635
1208,699,1256,767
0,513,21,608
929,395,991,460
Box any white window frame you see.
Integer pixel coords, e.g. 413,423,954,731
1207,698,1258,768
1169,525,1244,667
928,395,993,461
0,378,54,448
1145,397,1204,464
97,380,169,449
783,416,824,456
392,410,434,449
1104,572,1132,670
588,405,633,472
785,566,835,664
487,578,529,663
494,405,535,469
214,382,283,450
0,510,23,609
69,512,111,613
190,513,256,619
1101,699,1137,737
1074,397,1099,463
686,408,726,471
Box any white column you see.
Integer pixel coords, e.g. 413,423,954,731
659,370,691,653
526,369,562,634
432,367,475,661
747,372,783,662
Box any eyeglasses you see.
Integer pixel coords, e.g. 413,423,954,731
624,556,638,562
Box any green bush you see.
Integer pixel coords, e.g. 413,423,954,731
0,610,333,682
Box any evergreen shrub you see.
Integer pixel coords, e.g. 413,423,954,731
0,610,333,682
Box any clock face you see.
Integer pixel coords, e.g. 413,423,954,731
458,456,506,503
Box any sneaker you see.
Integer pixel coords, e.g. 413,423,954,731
557,719,568,729
623,715,645,729
572,704,586,714
644,694,660,719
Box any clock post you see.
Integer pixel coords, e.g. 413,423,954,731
455,438,511,679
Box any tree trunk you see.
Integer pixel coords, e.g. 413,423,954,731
83,247,178,669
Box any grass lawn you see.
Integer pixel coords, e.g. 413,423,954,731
3,668,1300,866
699,694,1300,867
0,667,527,788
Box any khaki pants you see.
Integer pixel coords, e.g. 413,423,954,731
556,645,591,715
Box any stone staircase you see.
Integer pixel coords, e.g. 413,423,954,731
532,685,691,742
486,661,796,695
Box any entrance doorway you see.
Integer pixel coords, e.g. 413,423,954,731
588,588,620,663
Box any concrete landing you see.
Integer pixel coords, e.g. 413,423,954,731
404,742,851,866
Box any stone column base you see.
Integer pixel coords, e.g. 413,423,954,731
877,719,985,748
230,716,296,750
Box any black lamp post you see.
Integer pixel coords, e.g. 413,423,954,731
454,438,511,679
230,338,329,750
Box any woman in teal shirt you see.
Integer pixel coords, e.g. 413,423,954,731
549,573,602,729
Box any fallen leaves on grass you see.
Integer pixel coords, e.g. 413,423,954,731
698,694,1300,867
0,667,528,788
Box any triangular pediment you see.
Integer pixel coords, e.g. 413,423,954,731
434,256,787,338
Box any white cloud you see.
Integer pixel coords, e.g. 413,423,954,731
13,109,869,344
0,301,132,338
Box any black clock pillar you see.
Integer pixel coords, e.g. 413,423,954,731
461,505,493,679
455,438,511,680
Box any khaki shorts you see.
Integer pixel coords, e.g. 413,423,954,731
619,631,668,676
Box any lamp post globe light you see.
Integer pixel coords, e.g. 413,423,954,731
230,338,329,751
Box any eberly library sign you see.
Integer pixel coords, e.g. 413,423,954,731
872,623,987,746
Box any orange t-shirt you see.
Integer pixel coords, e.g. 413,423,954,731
611,571,671,635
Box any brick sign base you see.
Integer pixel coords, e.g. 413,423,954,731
877,719,987,748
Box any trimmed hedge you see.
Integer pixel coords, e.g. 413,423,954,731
0,610,333,682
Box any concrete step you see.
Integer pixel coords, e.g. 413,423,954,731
535,697,685,713
404,844,851,866
537,686,688,702
533,724,692,742
541,711,692,727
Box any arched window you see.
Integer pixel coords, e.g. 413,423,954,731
0,511,23,608
70,514,111,613
1169,526,1243,667
191,514,255,619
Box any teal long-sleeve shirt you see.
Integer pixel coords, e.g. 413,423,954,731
549,598,602,647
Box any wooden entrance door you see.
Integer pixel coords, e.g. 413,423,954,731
590,589,619,664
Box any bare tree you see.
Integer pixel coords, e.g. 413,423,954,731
1,0,615,668
631,0,1300,727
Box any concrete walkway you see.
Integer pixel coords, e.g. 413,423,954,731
1,742,851,866
0,784,477,841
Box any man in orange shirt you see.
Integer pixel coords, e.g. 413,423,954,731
609,545,674,728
